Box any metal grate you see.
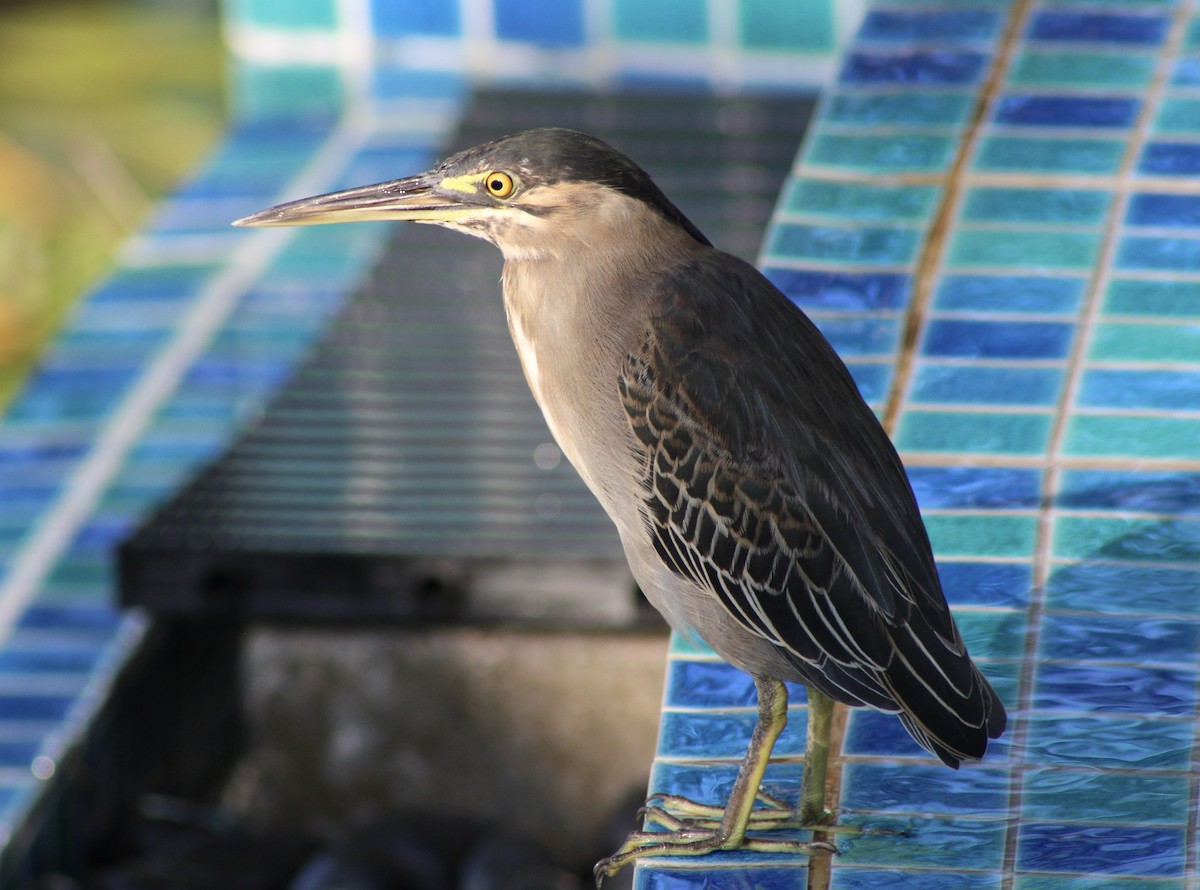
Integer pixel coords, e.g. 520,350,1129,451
119,88,815,626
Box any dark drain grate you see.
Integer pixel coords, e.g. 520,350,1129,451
119,88,815,626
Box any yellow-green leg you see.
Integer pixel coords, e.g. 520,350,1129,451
799,687,835,825
593,676,836,885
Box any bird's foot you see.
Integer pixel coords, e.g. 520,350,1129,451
594,793,838,886
642,793,860,835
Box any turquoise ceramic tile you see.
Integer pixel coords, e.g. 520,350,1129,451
1063,415,1198,460
837,817,1007,871
1009,51,1156,88
1052,517,1200,564
767,223,921,266
1022,770,1189,825
952,609,1028,659
740,0,832,51
823,91,974,126
1155,98,1200,134
227,0,337,28
840,763,1009,816
1103,278,1200,318
974,136,1124,174
805,132,957,173
946,229,1101,270
232,63,344,119
923,513,1039,558
1017,877,1183,890
961,188,1111,226
896,409,1053,456
1079,368,1200,412
1088,322,1200,362
784,180,940,222
614,0,707,43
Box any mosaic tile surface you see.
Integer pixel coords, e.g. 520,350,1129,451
636,1,1200,888
0,0,1198,886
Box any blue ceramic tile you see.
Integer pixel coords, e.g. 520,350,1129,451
832,870,1000,890
1078,369,1200,411
1127,193,1200,227
765,269,910,311
664,661,756,709
1139,141,1200,176
840,51,987,85
636,866,809,889
934,275,1084,314
658,710,807,759
922,320,1073,359
768,224,921,266
907,466,1041,510
1039,614,1197,664
649,761,804,811
1057,470,1200,514
937,562,1031,609
1027,12,1168,45
16,605,122,634
1045,564,1200,615
1026,715,1192,769
1018,823,1185,877
841,763,1009,816
0,741,41,767
994,95,1139,129
493,0,585,46
369,0,459,37
1119,235,1200,271
810,317,900,357
0,695,74,722
858,10,1000,43
1036,662,1196,716
844,708,934,759
909,365,1064,406
1172,56,1200,86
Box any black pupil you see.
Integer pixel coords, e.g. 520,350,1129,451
490,177,504,192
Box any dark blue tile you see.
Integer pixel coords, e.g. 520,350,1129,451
841,762,1008,815
1039,614,1197,664
1057,470,1200,514
16,605,122,633
765,269,910,311
923,320,1073,359
637,866,808,889
84,265,218,304
908,466,1041,510
0,695,74,722
649,761,803,811
1118,235,1200,271
1127,192,1200,227
859,10,1000,43
938,562,1032,610
0,644,105,674
181,357,293,388
0,741,40,767
1035,662,1196,716
995,95,1139,129
841,51,986,85
493,0,584,46
1018,823,1184,877
910,364,1064,406
665,661,757,709
843,709,931,759
658,711,807,760
1027,13,1168,45
934,274,1084,314
1078,369,1200,411
1046,564,1200,615
370,0,459,36
1139,141,1200,175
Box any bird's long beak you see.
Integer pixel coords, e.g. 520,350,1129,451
232,173,474,227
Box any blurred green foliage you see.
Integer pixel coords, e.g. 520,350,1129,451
0,0,225,408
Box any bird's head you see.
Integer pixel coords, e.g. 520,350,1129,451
233,128,710,260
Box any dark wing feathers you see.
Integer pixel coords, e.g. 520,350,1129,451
621,251,1005,766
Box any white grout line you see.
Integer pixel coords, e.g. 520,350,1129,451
0,112,371,648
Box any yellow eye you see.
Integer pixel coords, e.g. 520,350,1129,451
484,171,515,199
